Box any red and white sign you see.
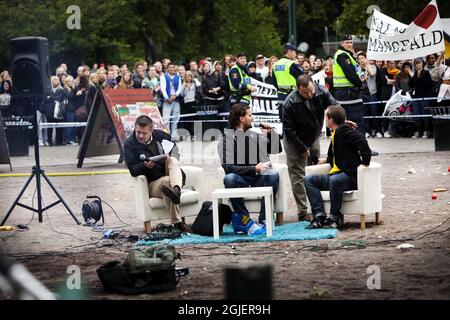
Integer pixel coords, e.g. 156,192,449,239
367,0,445,60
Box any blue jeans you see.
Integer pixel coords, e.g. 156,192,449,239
223,169,279,222
304,172,355,220
162,100,181,138
64,112,74,143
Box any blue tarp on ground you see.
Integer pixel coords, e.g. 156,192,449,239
137,221,337,246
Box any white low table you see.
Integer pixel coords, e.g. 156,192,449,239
211,187,274,239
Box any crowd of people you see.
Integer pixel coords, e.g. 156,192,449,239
0,47,449,145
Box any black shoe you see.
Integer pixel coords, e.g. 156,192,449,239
371,150,379,156
162,185,181,204
306,218,325,229
322,218,339,229
298,211,312,222
174,222,191,233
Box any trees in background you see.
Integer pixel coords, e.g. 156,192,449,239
0,0,447,71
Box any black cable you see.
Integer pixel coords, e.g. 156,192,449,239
25,187,37,226
44,211,88,243
100,200,130,227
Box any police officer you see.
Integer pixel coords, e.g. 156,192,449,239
333,34,365,134
272,43,304,120
228,52,257,105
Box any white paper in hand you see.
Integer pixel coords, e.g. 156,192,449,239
161,139,175,154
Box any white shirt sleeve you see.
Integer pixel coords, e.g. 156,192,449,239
160,75,169,100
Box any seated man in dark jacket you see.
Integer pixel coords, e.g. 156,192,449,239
217,103,282,224
123,115,190,232
304,105,371,229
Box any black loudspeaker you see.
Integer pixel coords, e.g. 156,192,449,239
9,37,51,97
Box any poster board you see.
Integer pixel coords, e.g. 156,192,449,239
77,89,164,168
0,113,12,171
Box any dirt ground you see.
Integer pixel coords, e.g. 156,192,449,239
1,139,449,300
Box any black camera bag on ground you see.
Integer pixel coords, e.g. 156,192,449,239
97,245,181,295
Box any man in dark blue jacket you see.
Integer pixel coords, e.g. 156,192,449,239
124,115,190,232
304,105,371,229
217,103,282,224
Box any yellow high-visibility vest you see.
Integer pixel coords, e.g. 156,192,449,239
273,58,297,92
333,49,360,88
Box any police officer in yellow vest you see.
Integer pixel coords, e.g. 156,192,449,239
228,52,257,105
333,34,365,134
272,43,304,120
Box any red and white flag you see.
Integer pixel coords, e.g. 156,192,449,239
367,0,445,60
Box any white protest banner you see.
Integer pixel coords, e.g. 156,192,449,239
312,70,326,87
249,77,279,115
367,0,445,61
250,77,278,98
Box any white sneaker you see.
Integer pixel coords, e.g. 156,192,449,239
412,131,420,138
422,131,429,139
384,132,391,138
365,133,370,139
376,132,383,138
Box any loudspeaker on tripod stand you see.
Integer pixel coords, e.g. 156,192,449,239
10,36,51,97
0,37,80,227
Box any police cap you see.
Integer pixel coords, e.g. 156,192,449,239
283,43,297,52
236,52,246,58
340,34,353,41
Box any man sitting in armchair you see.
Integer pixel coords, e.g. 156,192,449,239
217,103,282,224
124,115,191,232
304,105,371,229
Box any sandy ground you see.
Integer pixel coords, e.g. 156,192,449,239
0,137,449,300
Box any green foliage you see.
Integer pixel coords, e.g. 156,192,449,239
209,0,282,59
0,0,446,71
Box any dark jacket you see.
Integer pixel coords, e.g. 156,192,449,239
202,73,226,100
124,129,180,183
327,124,371,185
377,67,396,101
73,84,96,114
218,128,282,176
409,70,433,98
282,84,338,154
62,88,77,113
42,87,65,119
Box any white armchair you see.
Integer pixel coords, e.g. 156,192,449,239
132,166,204,232
217,163,289,224
305,162,383,229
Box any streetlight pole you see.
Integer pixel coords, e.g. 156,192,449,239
288,0,297,46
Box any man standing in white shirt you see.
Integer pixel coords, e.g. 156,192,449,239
160,63,182,140
255,54,269,82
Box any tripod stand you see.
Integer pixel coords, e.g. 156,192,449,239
1,96,80,226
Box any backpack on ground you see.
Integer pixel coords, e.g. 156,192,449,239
191,201,232,236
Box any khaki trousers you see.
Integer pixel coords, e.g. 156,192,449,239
283,139,310,213
148,157,183,224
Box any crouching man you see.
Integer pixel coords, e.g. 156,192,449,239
305,105,371,229
124,115,191,232
217,103,282,224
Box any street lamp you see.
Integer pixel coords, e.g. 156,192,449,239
288,0,297,46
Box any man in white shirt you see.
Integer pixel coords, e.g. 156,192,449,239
255,54,269,82
160,63,182,140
